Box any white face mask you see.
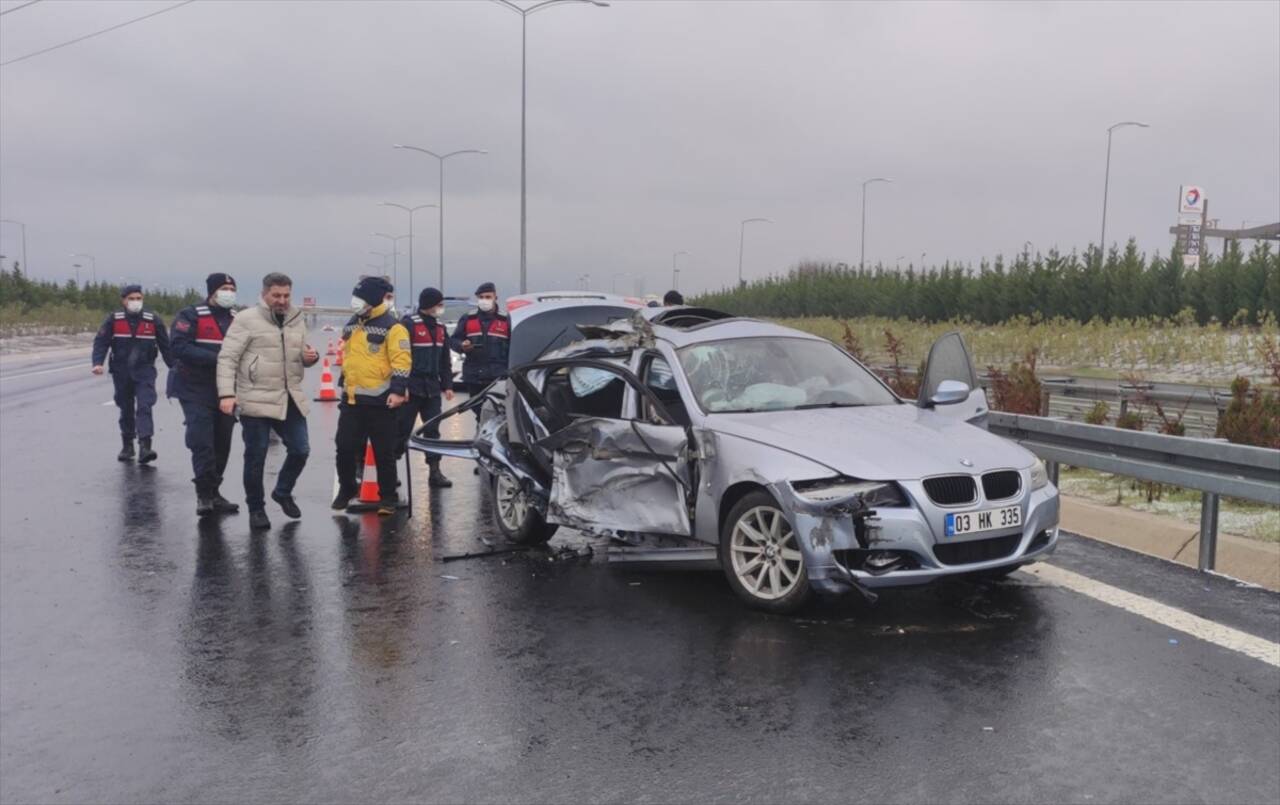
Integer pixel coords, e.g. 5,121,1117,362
213,289,237,309
431,305,445,318
384,298,396,315
124,300,143,314
350,296,370,314
477,298,495,312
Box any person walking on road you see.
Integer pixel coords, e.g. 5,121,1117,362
450,282,510,402
331,276,411,516
92,284,173,464
663,290,684,306
168,273,240,517
397,287,455,488
216,273,318,530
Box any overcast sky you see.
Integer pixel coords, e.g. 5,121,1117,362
1,0,1277,304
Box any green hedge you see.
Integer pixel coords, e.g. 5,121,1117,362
694,241,1278,326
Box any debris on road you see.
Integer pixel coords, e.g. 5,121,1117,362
439,546,532,563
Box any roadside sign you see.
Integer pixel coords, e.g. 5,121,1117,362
1179,185,1206,216
303,296,317,308
1184,224,1203,253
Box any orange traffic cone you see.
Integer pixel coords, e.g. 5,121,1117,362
356,442,381,504
314,358,339,402
326,339,336,356
335,339,344,366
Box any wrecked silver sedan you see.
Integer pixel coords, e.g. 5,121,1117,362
411,304,1060,613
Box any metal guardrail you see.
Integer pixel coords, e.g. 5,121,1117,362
989,412,1280,573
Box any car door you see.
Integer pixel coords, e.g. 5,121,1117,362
917,331,989,428
509,358,694,536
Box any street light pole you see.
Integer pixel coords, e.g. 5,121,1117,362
0,219,26,272
368,250,395,275
394,146,487,293
371,233,410,289
672,250,689,291
491,0,610,294
1099,121,1150,258
737,217,772,287
380,202,437,303
70,252,96,283
859,178,892,271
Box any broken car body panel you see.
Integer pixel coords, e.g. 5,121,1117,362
539,417,692,535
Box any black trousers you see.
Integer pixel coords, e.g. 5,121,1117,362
179,399,236,494
335,404,399,503
112,368,157,439
396,392,443,461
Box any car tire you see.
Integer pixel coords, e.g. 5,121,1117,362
719,490,812,614
492,469,557,546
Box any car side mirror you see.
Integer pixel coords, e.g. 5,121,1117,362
930,379,971,407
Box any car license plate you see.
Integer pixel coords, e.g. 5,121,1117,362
945,505,1021,537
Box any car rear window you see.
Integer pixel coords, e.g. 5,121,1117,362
508,305,637,367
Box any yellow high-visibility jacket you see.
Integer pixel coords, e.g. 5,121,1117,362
339,302,412,406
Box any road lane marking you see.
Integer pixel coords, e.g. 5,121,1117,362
1028,563,1280,668
0,364,84,380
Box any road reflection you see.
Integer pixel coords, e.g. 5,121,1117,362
180,519,317,746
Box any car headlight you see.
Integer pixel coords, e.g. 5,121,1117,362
791,477,907,507
1030,458,1049,490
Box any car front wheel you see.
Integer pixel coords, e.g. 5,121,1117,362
492,469,557,545
720,490,812,614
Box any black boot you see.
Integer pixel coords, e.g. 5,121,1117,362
331,486,358,511
196,494,215,517
428,460,453,488
211,490,240,514
137,438,157,464
117,436,135,462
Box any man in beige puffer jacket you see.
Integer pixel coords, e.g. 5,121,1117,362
217,272,319,530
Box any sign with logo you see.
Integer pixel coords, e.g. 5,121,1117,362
1179,185,1206,216
302,296,317,308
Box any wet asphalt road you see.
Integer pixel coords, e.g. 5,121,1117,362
1,328,1278,804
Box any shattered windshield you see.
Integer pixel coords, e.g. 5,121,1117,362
677,337,898,413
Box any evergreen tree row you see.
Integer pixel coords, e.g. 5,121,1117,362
695,241,1278,326
0,266,203,316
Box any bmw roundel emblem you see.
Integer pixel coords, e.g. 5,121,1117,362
959,458,974,467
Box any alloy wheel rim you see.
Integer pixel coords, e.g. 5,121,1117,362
730,505,803,600
496,472,528,530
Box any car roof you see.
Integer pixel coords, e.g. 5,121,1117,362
650,317,827,349
556,306,828,351
504,292,646,327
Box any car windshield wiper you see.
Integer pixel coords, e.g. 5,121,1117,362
793,401,866,410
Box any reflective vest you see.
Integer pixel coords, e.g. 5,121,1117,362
194,305,229,344
459,313,510,381
408,314,447,370
112,311,158,341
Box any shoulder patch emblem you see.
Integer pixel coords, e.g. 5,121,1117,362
174,319,191,332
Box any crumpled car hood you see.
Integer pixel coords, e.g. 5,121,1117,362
707,404,1033,480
